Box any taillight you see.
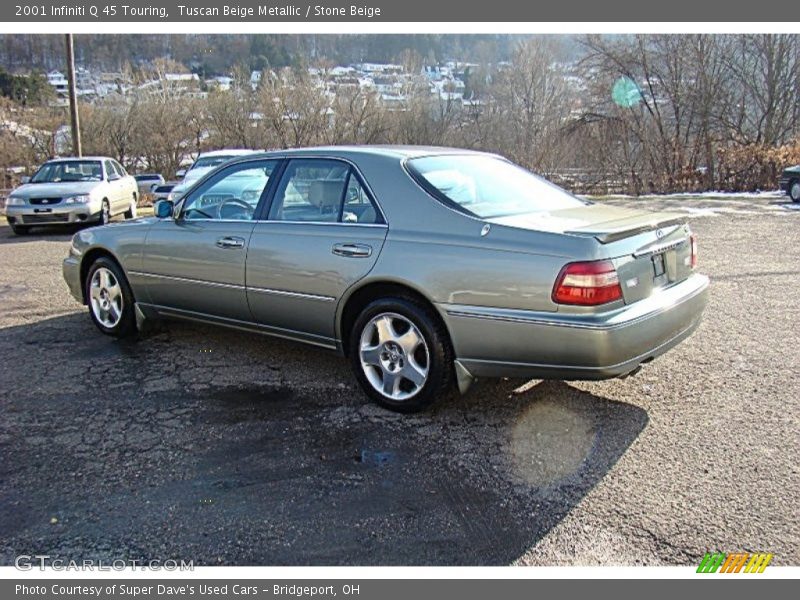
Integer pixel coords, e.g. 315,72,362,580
552,260,623,306
689,234,698,268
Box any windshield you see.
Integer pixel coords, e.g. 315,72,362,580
31,160,103,183
191,156,236,170
407,155,586,219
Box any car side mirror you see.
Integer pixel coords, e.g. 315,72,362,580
154,200,174,219
20,176,30,184
175,169,186,179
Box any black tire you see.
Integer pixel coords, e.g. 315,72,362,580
99,199,110,225
124,193,137,219
790,179,800,203
10,223,31,235
84,256,137,338
348,296,454,413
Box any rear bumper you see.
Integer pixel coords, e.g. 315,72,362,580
439,273,709,380
5,202,102,226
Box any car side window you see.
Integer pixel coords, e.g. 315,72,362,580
181,160,278,222
113,161,127,177
269,159,347,223
104,160,116,180
269,159,381,224
342,173,379,224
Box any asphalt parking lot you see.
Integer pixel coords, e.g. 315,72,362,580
0,194,797,566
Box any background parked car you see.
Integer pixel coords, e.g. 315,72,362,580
169,149,259,201
133,173,165,196
150,182,177,204
779,165,800,202
5,156,138,235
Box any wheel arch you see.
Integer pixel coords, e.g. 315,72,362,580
79,247,126,304
336,277,453,357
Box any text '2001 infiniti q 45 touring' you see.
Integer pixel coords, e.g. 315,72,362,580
63,146,709,412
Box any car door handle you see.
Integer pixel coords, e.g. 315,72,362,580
332,243,372,258
216,236,245,249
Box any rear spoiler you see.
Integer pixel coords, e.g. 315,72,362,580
566,214,686,244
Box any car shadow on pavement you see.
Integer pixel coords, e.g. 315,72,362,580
0,314,648,566
0,223,83,244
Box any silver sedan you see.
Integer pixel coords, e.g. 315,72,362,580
5,157,139,234
62,146,709,412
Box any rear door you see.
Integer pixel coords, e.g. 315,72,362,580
103,160,124,211
246,158,388,346
113,161,135,207
140,158,279,321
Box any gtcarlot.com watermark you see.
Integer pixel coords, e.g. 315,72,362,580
15,554,194,571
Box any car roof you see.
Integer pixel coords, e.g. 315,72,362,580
235,145,493,161
46,156,112,162
197,149,260,158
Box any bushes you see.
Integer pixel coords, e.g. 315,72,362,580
716,142,800,192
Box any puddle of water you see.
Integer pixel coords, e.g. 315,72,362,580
357,449,396,467
510,399,595,488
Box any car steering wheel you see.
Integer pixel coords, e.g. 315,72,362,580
217,198,254,220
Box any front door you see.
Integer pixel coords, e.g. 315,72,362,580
246,158,388,346
140,159,279,322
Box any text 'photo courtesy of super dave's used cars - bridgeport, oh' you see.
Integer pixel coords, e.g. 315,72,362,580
60,146,708,412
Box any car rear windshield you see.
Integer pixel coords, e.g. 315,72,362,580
31,160,103,183
407,155,586,219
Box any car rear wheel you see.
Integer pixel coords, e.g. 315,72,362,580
85,257,137,338
124,193,137,219
790,180,800,203
349,296,453,412
10,223,30,235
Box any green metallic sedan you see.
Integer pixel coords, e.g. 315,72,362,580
779,165,800,202
63,146,709,412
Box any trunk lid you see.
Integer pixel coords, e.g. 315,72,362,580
488,204,695,304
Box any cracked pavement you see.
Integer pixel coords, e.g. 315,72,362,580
0,194,797,565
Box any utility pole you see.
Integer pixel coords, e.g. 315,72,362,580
65,33,82,157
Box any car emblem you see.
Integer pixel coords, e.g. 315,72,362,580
41,199,49,204
656,228,664,238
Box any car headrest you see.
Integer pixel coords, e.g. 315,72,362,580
309,180,343,211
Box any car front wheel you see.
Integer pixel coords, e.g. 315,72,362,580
349,296,454,412
790,180,800,203
85,257,137,338
10,223,30,235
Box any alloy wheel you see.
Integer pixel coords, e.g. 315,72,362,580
359,312,430,401
89,267,124,328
